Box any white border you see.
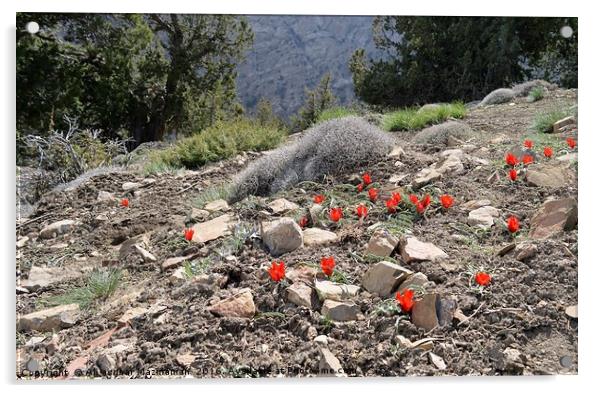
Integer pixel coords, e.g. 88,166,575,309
3,1,600,392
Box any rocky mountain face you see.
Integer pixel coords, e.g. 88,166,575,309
236,15,377,118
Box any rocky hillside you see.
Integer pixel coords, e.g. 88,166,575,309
236,16,377,117
16,88,578,378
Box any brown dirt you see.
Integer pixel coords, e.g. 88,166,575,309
16,89,578,379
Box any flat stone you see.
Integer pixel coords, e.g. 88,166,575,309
394,335,413,349
16,236,29,248
526,164,570,188
208,289,256,319
396,272,430,293
169,267,187,285
399,236,448,263
315,280,361,301
191,208,210,220
303,228,338,247
161,255,195,271
314,335,329,346
204,199,229,212
529,198,577,239
552,116,576,133
261,217,303,256
122,182,142,191
565,304,578,319
497,243,516,256
434,153,464,174
429,352,447,370
133,244,157,263
286,281,317,309
411,293,439,331
467,206,500,229
18,304,80,332
267,198,299,214
21,265,83,291
388,173,408,184
388,146,404,158
515,242,538,261
412,168,442,188
176,354,197,368
362,261,413,297
97,191,116,202
318,347,346,377
117,306,150,325
286,265,318,284
365,229,399,257
321,300,361,322
557,153,578,163
39,220,76,239
191,214,236,244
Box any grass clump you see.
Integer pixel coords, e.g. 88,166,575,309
182,258,211,279
145,118,286,173
194,184,234,208
527,86,545,102
382,102,466,131
530,106,576,133
316,107,357,123
41,268,122,309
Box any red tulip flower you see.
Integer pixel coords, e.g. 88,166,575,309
507,215,520,233
299,216,308,228
320,256,336,277
440,194,454,209
421,194,431,208
475,271,491,286
415,202,425,215
505,153,519,167
357,183,364,193
522,155,534,165
120,198,129,207
356,204,368,218
368,188,379,202
391,192,402,204
184,228,194,241
409,194,419,205
395,289,415,313
362,172,372,185
329,207,343,222
509,168,518,181
386,198,398,213
314,194,325,204
268,261,286,282
524,139,533,149
566,137,576,149
543,146,553,158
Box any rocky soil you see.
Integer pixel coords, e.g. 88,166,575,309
16,89,578,379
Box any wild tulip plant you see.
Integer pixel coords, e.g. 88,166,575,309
362,172,372,186
184,228,194,241
509,168,518,181
313,194,325,204
524,139,533,149
505,153,519,167
356,204,368,218
268,261,286,282
368,188,379,202
329,207,343,223
567,137,576,149
395,289,415,313
298,216,309,228
543,146,553,158
440,194,454,209
522,155,534,165
120,198,129,207
320,256,335,277
475,272,492,286
507,215,520,234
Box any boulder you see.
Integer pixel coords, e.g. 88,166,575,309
529,198,578,239
365,229,399,257
18,304,80,332
207,289,256,319
321,300,361,321
261,217,303,256
398,236,448,263
302,228,338,246
267,198,300,214
39,220,76,239
191,213,236,244
315,280,361,301
362,261,413,297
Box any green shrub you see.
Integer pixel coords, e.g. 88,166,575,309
527,86,545,102
382,102,467,131
317,107,357,123
531,106,575,133
145,118,286,172
41,268,122,309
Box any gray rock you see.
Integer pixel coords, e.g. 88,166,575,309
286,281,318,309
18,304,80,332
97,353,116,372
39,220,76,239
261,217,303,256
411,293,439,331
318,347,346,377
302,228,338,246
468,206,500,229
515,242,538,261
204,199,230,212
526,164,571,188
399,236,448,263
321,299,361,321
479,88,515,106
396,272,430,293
207,289,256,319
191,213,236,244
412,168,442,188
315,280,361,301
122,182,142,191
362,261,413,297
268,198,299,214
97,191,116,202
365,229,399,257
552,116,576,133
